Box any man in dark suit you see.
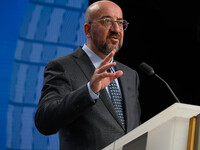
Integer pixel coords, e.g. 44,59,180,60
35,1,141,149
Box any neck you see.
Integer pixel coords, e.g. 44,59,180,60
86,42,107,59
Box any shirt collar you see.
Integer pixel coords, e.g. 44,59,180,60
82,44,113,68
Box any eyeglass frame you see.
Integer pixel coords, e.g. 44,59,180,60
89,17,129,31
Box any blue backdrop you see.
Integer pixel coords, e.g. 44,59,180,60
0,0,88,149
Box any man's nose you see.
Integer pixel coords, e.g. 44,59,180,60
110,22,121,32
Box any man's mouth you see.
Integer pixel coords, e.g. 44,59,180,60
110,36,119,42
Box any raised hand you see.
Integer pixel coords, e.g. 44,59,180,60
89,49,123,94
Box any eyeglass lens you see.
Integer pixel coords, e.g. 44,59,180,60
104,19,128,30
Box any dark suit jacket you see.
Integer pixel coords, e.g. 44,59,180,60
35,47,141,150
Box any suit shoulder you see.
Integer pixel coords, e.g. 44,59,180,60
47,47,83,66
44,50,79,73
48,52,73,64
115,61,137,74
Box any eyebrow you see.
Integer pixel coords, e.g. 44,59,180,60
100,16,123,20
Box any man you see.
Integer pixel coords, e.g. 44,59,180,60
35,1,141,149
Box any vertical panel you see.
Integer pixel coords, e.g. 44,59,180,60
7,0,89,149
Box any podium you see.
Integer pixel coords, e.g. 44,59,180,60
103,103,200,150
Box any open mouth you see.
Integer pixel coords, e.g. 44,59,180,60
110,36,119,42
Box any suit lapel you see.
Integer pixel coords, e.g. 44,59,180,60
72,47,126,131
72,47,95,81
99,89,126,131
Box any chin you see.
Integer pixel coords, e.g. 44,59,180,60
112,44,122,52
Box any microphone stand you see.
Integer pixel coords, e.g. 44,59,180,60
154,74,181,103
139,62,181,103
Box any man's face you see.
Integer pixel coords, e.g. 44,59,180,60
90,4,124,55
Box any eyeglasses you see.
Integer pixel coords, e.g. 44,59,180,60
97,18,129,31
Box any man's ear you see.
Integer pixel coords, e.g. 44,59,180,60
84,23,91,38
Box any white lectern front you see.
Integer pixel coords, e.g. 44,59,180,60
103,103,200,150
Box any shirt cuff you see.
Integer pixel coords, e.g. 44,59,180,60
87,82,100,100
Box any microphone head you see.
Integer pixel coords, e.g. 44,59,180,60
139,62,155,76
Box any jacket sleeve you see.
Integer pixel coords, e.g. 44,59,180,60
34,60,96,135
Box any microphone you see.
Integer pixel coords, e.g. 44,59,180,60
139,62,181,103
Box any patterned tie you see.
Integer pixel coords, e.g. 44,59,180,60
107,69,125,128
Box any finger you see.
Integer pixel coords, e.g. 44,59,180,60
97,62,116,73
97,70,123,84
96,70,123,84
114,70,123,79
106,71,123,83
96,71,116,82
98,49,116,68
103,49,116,65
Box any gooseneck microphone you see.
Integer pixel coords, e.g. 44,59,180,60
139,62,181,103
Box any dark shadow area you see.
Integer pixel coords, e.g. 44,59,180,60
89,0,200,123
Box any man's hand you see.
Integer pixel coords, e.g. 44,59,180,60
90,49,123,94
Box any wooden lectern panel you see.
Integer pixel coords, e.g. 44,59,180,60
187,116,196,150
194,114,200,150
